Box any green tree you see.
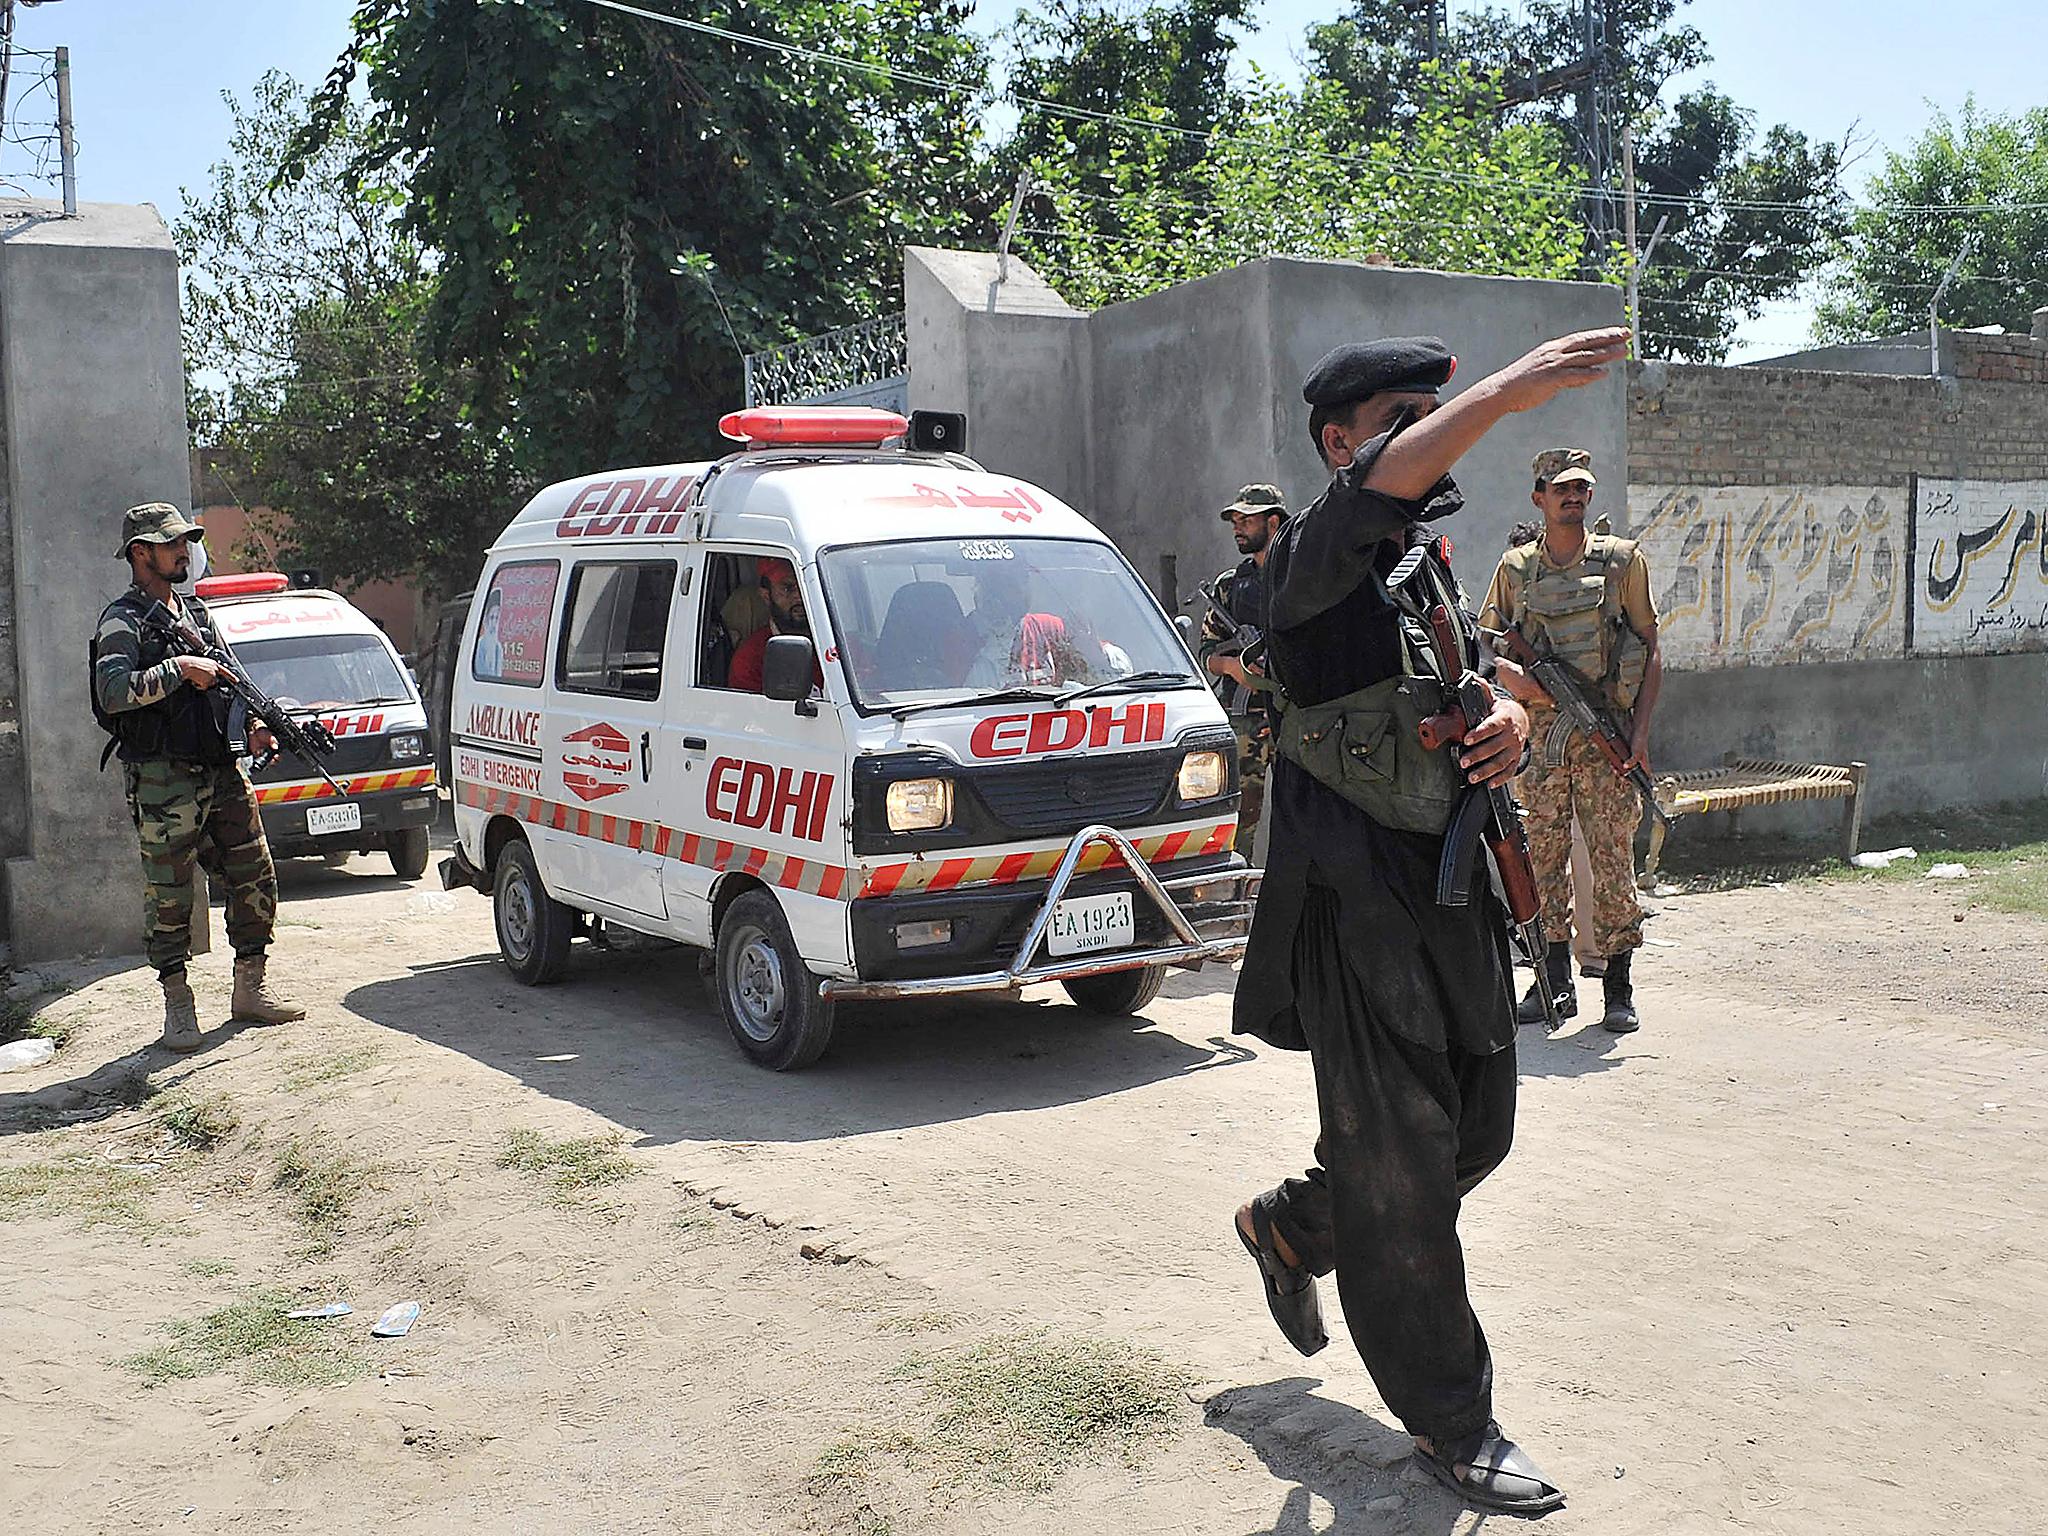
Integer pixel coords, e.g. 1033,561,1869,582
1018,67,1587,308
1304,1,1843,359
999,0,1254,180
177,73,518,601
1631,91,1847,361
1816,101,2048,342
300,0,992,481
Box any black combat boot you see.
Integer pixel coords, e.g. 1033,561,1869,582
1601,950,1640,1033
1516,941,1577,1026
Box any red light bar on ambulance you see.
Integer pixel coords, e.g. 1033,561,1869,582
718,406,909,448
195,572,292,598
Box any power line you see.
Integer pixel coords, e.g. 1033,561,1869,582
569,0,2048,221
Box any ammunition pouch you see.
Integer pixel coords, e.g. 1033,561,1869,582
1275,674,1463,835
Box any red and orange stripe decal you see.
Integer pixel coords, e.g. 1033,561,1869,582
455,780,1234,905
254,767,437,806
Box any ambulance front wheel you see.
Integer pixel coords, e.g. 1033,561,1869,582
495,837,574,985
386,826,431,880
1061,964,1167,1016
716,890,836,1071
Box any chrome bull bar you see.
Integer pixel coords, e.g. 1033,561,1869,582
820,823,1261,1002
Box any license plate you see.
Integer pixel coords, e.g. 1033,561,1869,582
306,802,362,837
1046,891,1135,957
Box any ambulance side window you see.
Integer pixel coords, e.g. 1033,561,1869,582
694,551,770,690
555,560,676,700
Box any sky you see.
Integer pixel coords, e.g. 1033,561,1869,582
3,0,2039,359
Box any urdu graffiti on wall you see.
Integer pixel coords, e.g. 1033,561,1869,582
1629,485,1904,668
1914,479,2048,654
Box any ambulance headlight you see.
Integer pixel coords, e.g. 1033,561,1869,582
886,777,953,832
1176,749,1228,803
389,732,426,762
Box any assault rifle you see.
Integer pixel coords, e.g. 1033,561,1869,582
1485,625,1670,830
1387,545,1561,1033
1193,577,1273,716
142,601,345,795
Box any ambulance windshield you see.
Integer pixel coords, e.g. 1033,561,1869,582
234,633,415,710
819,537,1200,711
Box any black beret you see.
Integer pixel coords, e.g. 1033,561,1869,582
1302,337,1457,408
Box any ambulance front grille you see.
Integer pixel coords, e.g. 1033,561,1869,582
971,753,1176,837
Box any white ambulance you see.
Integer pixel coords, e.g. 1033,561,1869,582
442,406,1260,1070
199,572,439,877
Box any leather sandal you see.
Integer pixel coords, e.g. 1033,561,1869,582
1233,1204,1328,1357
1413,1421,1565,1516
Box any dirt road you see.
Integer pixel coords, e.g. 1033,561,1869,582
3,843,2044,1535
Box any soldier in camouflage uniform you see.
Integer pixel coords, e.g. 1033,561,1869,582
1480,451,1662,1032
93,503,305,1052
1199,485,1288,856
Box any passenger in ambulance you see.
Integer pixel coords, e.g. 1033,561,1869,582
963,564,1070,687
730,555,824,694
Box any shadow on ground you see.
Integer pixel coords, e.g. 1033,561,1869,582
344,938,1262,1146
1203,1376,1485,1533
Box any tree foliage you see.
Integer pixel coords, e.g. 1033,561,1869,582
300,0,993,480
1019,66,1587,308
176,73,517,602
1816,101,2048,342
1631,91,1846,360
1303,0,1842,358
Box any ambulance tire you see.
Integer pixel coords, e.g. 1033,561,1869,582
1061,964,1167,1016
716,890,836,1072
495,838,575,985
386,826,432,880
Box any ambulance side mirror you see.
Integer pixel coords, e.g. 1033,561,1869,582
763,634,818,716
1173,614,1198,657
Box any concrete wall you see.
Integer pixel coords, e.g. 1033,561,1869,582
0,200,191,962
908,248,1626,618
1657,653,2048,820
903,248,2048,830
1628,339,2048,823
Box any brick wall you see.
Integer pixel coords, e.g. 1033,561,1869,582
1628,341,2048,488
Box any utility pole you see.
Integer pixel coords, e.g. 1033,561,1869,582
1929,233,1979,377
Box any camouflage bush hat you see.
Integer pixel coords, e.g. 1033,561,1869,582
118,502,204,557
1222,483,1288,521
1531,449,1595,488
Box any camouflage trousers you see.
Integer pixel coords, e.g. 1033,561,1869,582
1516,715,1643,957
1233,722,1270,857
123,759,278,974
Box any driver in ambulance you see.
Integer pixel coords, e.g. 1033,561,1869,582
730,556,823,694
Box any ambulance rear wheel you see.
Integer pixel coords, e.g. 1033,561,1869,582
386,826,431,880
495,838,574,985
716,890,836,1071
1061,964,1167,1016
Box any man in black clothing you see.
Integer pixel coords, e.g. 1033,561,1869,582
1229,327,1629,1516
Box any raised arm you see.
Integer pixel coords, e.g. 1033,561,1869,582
1365,329,1631,502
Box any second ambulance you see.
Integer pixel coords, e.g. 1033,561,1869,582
443,407,1259,1069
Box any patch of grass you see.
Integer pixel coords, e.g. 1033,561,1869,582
1655,799,2048,900
184,1258,235,1279
0,1156,160,1233
281,1046,381,1092
276,916,325,929
1,989,71,1048
496,1129,640,1202
874,1310,957,1336
122,1290,370,1388
272,1135,370,1244
670,1209,714,1236
160,1093,240,1151
813,1333,1186,1506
